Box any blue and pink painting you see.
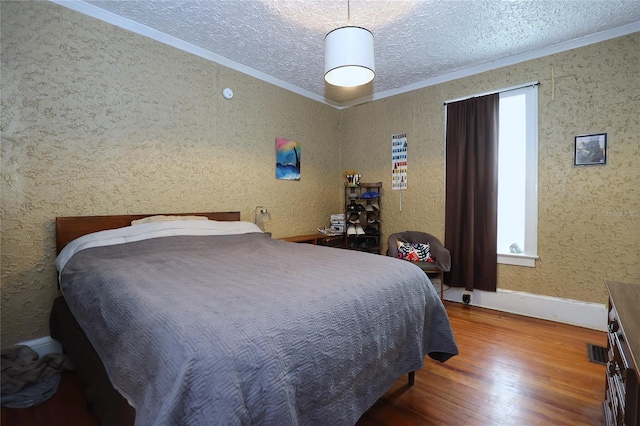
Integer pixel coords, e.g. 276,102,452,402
276,137,300,180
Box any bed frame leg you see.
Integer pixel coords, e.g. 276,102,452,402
408,371,415,386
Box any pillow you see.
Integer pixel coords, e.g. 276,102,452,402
397,241,433,262
131,215,209,225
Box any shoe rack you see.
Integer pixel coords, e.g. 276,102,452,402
344,182,382,254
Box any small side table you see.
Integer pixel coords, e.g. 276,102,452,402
280,234,343,247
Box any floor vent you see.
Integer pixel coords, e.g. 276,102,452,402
587,343,607,365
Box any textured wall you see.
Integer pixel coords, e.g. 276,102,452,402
1,1,638,346
1,2,341,344
340,33,639,304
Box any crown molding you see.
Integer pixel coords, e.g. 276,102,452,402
342,21,640,108
49,0,343,108
50,1,639,110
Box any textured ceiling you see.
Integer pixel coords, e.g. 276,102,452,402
56,0,640,107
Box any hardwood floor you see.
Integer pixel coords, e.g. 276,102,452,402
358,302,607,425
2,302,606,426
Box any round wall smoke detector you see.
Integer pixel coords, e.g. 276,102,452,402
222,88,233,99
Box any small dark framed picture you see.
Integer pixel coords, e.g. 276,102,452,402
574,133,607,166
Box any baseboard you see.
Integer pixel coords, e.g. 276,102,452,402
441,285,607,331
17,336,63,357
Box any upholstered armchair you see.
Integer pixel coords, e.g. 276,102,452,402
387,231,451,299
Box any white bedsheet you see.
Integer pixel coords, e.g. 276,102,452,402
55,220,263,272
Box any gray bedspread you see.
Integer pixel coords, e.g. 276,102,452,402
59,233,458,426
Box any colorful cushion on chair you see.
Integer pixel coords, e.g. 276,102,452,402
396,241,433,262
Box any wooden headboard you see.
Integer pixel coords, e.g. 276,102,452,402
55,211,241,254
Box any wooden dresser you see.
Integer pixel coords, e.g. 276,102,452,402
604,280,640,426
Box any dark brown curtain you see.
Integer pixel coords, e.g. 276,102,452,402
444,94,499,292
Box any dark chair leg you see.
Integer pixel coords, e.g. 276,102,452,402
408,371,415,386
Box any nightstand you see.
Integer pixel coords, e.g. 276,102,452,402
280,234,343,247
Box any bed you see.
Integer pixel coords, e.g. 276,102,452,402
50,211,458,426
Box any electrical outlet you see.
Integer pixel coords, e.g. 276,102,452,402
462,292,471,304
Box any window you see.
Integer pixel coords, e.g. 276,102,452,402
497,85,538,267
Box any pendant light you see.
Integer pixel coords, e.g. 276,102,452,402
324,1,375,87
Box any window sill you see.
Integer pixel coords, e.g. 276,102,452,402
497,253,538,267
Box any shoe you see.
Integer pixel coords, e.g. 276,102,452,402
355,225,365,236
347,225,356,235
362,191,380,199
348,212,360,224
363,237,375,248
370,202,379,211
365,204,374,212
347,201,358,212
364,226,379,235
355,203,365,212
367,213,379,224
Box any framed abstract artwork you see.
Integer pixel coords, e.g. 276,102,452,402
276,137,301,180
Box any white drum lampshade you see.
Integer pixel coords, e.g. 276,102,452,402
324,26,375,87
